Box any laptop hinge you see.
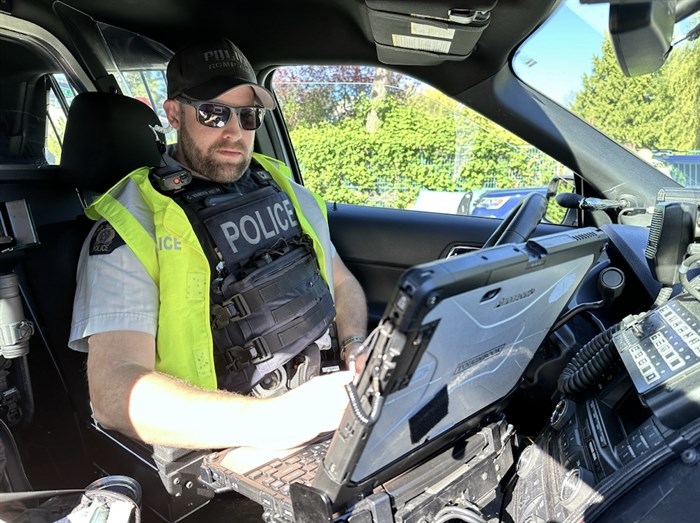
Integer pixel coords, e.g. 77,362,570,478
289,483,333,522
344,491,394,522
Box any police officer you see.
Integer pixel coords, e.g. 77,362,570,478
69,37,368,450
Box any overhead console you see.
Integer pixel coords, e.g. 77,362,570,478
364,0,497,65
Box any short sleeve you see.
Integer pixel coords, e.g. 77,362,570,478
69,220,159,352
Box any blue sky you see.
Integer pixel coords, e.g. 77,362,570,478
513,1,608,106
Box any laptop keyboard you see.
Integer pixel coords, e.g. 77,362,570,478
245,439,331,496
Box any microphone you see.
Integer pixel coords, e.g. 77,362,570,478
556,193,632,211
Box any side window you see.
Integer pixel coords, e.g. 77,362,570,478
43,21,173,165
113,70,169,129
99,22,174,142
44,68,171,165
272,66,571,223
45,73,77,165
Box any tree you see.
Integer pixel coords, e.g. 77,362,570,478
658,40,700,150
571,36,700,153
277,65,565,209
273,66,410,128
457,132,536,190
571,38,669,149
293,94,458,208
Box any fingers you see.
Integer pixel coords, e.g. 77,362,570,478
299,371,351,434
352,352,369,373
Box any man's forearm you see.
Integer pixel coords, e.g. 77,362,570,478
334,273,368,346
91,358,351,450
87,331,263,448
112,366,264,448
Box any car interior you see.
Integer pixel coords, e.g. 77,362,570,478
1,0,700,522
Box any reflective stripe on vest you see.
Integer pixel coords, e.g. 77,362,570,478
85,153,333,390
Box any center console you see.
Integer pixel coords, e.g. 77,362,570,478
509,293,700,523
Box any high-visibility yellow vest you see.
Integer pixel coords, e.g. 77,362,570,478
85,153,333,390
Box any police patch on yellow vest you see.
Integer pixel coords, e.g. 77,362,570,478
89,221,126,256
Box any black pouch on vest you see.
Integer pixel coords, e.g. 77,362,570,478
212,246,335,392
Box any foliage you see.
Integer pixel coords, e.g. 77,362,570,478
457,132,535,190
275,66,378,128
292,94,459,208
571,38,700,152
275,66,564,211
657,40,700,150
118,70,168,120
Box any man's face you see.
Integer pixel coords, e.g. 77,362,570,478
164,87,257,183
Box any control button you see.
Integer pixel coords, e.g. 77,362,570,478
568,431,581,447
592,457,604,478
260,492,274,508
586,439,599,462
534,495,548,520
522,516,547,523
598,434,608,448
553,503,567,522
629,432,649,455
641,421,663,447
616,443,636,464
560,432,569,451
582,423,591,439
564,445,585,469
520,469,542,505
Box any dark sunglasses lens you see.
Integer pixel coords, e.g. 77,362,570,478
197,103,230,128
238,108,263,130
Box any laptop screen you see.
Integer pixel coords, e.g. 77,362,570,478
340,228,608,483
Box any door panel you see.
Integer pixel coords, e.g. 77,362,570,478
328,203,563,324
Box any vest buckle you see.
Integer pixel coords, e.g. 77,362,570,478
211,293,251,329
224,337,272,372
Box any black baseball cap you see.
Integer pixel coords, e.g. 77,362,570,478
167,37,276,109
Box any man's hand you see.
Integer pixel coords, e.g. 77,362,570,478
269,371,353,448
344,341,369,373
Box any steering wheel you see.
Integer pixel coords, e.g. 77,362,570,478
482,192,549,248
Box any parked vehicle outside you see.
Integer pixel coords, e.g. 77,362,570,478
470,186,548,218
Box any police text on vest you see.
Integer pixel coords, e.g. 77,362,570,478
220,200,298,254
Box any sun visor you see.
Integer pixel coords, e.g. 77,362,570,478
365,0,497,65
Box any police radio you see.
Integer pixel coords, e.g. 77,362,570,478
150,164,192,193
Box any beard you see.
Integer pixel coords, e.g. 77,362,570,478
177,119,252,184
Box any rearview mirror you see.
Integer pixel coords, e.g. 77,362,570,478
609,1,675,76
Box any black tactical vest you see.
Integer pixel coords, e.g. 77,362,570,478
174,165,336,393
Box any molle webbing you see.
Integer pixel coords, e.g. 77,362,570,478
212,246,335,392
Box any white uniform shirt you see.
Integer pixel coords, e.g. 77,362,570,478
69,222,158,352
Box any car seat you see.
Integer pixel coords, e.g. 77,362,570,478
22,92,213,521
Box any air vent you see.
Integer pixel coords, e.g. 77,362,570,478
571,230,599,241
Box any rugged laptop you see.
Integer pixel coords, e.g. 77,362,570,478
199,227,609,522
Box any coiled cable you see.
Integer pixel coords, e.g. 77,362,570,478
558,322,622,396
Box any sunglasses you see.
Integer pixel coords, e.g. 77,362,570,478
175,96,265,131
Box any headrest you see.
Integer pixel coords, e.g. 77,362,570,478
60,92,165,193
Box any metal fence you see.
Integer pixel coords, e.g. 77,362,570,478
654,152,700,187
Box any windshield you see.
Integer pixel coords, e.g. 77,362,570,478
515,0,699,188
